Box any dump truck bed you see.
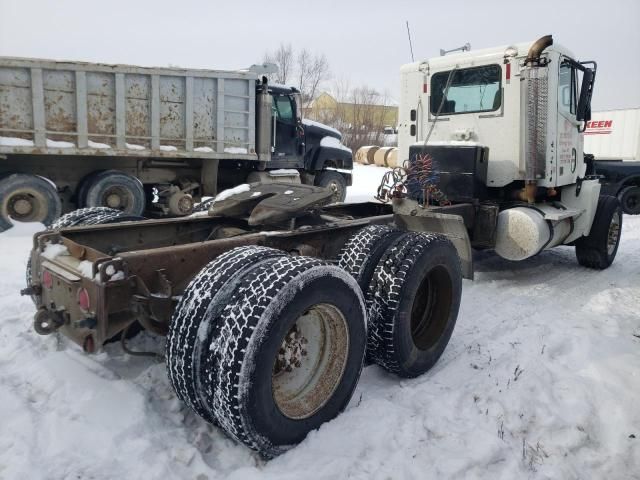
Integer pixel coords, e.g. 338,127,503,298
0,57,258,159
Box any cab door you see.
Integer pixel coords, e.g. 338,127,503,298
271,94,299,164
556,58,583,186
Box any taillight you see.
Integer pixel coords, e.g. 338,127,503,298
506,62,511,81
423,83,428,94
77,288,91,311
42,270,53,289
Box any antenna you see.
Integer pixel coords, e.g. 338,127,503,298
406,21,415,62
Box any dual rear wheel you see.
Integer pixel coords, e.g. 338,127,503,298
0,170,145,232
167,247,367,457
167,226,462,457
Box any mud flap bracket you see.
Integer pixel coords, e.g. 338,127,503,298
393,198,474,280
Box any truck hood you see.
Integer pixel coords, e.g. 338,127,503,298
301,118,342,141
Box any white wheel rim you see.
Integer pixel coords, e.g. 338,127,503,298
7,190,47,222
272,303,349,420
102,186,131,210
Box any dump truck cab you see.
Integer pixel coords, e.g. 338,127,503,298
252,82,352,198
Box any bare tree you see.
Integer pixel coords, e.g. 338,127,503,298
332,84,393,151
296,49,330,109
263,44,330,107
263,44,294,84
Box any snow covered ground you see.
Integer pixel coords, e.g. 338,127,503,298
1,167,639,479
345,164,388,203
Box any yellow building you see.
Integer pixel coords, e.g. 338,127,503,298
307,92,398,131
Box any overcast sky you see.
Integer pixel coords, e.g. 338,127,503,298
1,0,638,110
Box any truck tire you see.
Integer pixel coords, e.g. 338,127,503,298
76,171,102,207
338,224,404,294
618,185,640,215
166,246,287,422
0,173,61,231
367,232,462,378
314,171,347,203
83,170,145,216
207,256,366,457
575,195,623,269
49,206,120,230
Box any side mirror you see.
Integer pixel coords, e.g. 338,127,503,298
577,68,595,122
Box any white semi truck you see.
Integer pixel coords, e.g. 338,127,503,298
396,35,622,269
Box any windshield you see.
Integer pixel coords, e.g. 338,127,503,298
430,64,502,115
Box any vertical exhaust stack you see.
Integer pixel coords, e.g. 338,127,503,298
522,35,553,203
256,77,273,163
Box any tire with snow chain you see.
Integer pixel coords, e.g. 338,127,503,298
338,224,404,294
165,246,287,422
575,195,622,269
208,256,366,457
50,206,145,229
49,207,119,230
367,232,462,378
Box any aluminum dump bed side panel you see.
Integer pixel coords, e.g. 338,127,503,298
0,57,257,160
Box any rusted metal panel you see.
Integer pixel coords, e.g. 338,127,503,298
31,68,46,147
185,76,194,152
159,75,185,147
43,69,76,141
0,57,258,159
115,73,126,149
193,76,217,149
75,71,88,148
0,66,33,136
86,71,116,142
125,73,150,144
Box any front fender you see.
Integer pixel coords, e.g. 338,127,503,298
307,146,353,171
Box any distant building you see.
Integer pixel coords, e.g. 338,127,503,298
306,92,398,149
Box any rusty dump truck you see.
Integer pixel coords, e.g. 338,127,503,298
23,183,471,458
0,57,352,231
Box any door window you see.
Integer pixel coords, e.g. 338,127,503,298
559,61,577,115
274,95,295,124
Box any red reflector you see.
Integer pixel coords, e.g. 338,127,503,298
423,83,428,93
42,270,53,289
506,63,511,80
78,288,91,311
